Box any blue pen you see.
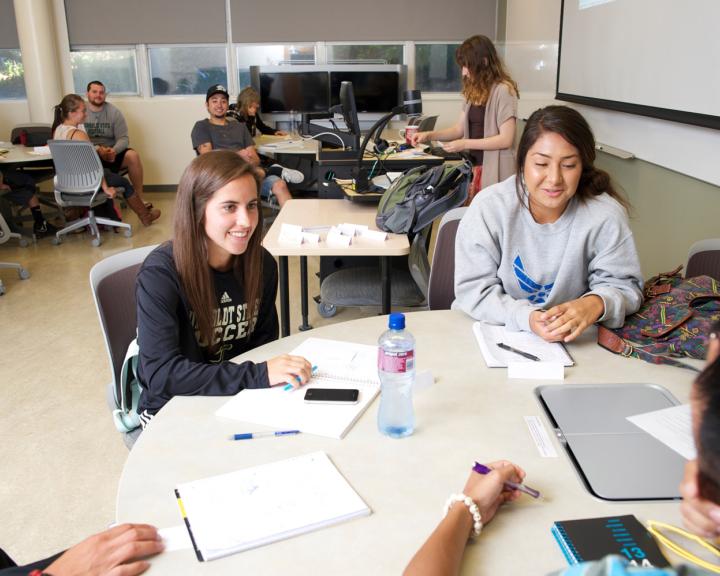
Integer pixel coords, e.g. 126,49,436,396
231,430,301,440
473,462,542,499
283,365,318,391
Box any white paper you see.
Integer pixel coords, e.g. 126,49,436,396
339,223,368,236
472,322,574,367
158,524,192,552
32,145,51,154
217,338,380,439
176,452,370,561
301,231,320,244
627,404,696,460
508,361,564,380
278,223,303,246
326,226,352,247
524,415,559,458
361,229,387,242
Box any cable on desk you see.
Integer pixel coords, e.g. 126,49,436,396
301,132,347,150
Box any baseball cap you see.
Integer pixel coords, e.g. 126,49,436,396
206,84,229,102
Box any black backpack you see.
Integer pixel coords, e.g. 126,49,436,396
376,160,471,234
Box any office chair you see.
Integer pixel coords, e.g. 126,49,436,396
317,194,469,317
686,238,720,279
89,243,158,449
48,140,132,247
427,207,466,310
0,199,30,295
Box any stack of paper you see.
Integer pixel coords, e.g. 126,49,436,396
216,338,380,439
472,322,574,368
175,451,370,561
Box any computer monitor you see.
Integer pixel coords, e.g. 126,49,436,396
256,71,330,113
339,81,361,150
330,71,400,113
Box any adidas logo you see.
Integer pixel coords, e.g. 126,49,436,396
220,291,232,304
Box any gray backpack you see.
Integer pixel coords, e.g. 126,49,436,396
376,160,471,234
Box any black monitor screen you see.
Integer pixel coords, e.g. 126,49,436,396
258,72,330,113
330,71,400,113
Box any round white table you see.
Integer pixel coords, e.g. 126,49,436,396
116,310,695,575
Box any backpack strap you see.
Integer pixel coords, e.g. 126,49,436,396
113,337,142,433
597,325,701,371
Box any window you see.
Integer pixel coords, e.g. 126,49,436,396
0,49,26,99
236,44,315,89
415,43,462,93
326,44,403,65
148,45,227,96
70,49,138,95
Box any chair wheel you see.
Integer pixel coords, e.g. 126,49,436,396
18,238,29,248
317,301,337,318
52,236,62,245
18,268,30,280
91,237,101,247
124,229,132,238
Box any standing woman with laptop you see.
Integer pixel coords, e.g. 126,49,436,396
134,152,311,425
411,35,519,201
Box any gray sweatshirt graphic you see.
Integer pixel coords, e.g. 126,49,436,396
84,102,129,153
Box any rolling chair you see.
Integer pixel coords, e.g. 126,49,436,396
0,201,30,295
427,207,466,310
686,238,720,279
48,140,132,247
89,243,158,449
317,171,469,317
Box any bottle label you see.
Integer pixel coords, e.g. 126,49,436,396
378,349,414,373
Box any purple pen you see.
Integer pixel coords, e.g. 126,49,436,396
473,462,542,499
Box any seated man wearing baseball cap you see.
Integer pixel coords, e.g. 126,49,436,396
191,84,302,208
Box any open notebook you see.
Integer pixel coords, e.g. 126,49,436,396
216,338,380,439
175,451,370,561
472,322,574,367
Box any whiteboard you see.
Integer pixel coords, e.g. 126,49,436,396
556,0,720,186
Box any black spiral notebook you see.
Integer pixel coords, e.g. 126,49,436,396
551,515,670,568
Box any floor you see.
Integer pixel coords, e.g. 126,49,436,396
0,192,393,565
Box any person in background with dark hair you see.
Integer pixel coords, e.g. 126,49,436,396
229,87,287,137
52,94,160,226
85,81,160,223
411,35,519,201
0,169,57,237
134,151,311,425
191,85,303,208
453,105,643,343
405,323,720,576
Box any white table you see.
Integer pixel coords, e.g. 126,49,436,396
116,310,694,575
0,141,52,168
262,199,410,336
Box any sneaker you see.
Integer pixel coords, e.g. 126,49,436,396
270,164,304,184
33,220,58,237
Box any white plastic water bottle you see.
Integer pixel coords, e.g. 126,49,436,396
377,312,415,438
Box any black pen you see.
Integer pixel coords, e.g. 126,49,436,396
496,342,540,362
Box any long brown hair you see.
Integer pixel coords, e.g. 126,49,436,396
695,321,720,504
515,105,631,212
237,87,261,117
173,151,264,351
455,35,518,105
51,94,84,135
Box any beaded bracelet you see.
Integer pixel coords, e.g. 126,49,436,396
443,493,483,537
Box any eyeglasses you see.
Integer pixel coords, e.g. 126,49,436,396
647,520,720,573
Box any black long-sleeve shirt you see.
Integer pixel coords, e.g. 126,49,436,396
227,110,278,137
135,242,278,417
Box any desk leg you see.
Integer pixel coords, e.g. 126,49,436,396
381,256,392,315
279,256,290,337
299,256,313,331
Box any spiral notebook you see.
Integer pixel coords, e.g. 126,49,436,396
216,338,380,439
551,515,669,567
176,451,370,561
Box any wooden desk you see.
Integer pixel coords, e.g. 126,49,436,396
262,199,409,336
116,311,694,575
255,134,319,156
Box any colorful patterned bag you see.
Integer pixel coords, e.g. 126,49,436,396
598,266,720,370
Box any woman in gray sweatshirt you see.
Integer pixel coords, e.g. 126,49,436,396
453,105,643,343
